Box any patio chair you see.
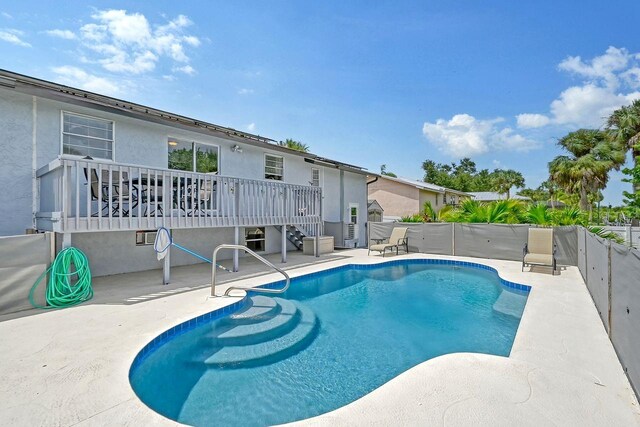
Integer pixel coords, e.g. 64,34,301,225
83,167,132,217
522,228,557,275
368,227,409,257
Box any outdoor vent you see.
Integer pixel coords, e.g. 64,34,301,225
347,223,355,240
0,76,16,88
136,230,157,246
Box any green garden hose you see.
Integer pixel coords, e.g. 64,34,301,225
29,247,93,309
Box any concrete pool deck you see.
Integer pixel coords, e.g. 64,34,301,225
0,250,638,426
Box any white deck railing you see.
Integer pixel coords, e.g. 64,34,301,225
36,158,322,233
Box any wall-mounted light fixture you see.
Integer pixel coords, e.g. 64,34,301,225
231,144,243,153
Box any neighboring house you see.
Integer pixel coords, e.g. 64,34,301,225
367,200,383,222
367,175,471,220
0,69,369,277
469,192,531,202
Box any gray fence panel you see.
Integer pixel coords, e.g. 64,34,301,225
369,222,424,253
577,227,587,281
610,243,640,396
0,233,52,315
585,232,610,330
553,226,578,266
324,221,344,246
454,224,530,261
420,223,453,255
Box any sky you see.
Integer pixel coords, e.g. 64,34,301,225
1,1,639,204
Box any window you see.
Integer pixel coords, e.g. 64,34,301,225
311,168,320,186
168,138,219,173
435,194,439,206
245,227,265,252
350,206,358,224
62,112,114,160
265,154,284,180
443,193,447,204
135,230,157,246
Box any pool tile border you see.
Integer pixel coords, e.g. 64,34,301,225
129,258,531,377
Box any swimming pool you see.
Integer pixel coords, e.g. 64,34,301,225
130,259,530,426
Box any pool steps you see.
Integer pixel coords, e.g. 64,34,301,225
215,297,298,345
200,296,319,368
221,295,279,325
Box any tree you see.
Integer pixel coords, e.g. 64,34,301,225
548,129,625,211
490,169,525,199
380,164,397,178
278,138,310,152
607,99,640,193
422,158,496,192
622,154,640,216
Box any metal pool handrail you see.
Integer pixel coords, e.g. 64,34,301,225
211,244,290,297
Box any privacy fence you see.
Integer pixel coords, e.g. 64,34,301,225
576,227,640,397
0,232,53,315
368,222,578,266
369,222,639,397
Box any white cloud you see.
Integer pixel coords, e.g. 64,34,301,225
174,65,195,75
72,9,200,75
238,88,254,95
519,46,640,129
516,113,550,128
51,66,121,96
558,46,632,89
247,123,256,132
1,12,12,19
422,114,539,157
45,29,76,40
0,28,30,47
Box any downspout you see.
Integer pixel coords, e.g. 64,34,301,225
31,96,37,231
340,170,345,243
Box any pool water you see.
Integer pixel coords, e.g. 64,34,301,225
130,261,529,426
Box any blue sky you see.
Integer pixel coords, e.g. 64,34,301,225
2,1,640,204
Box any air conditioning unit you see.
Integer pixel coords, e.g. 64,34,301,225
347,223,355,239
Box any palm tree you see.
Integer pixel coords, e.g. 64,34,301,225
380,164,397,177
607,99,640,193
491,169,525,199
548,129,625,211
278,138,310,152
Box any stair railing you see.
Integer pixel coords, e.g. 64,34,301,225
211,244,290,297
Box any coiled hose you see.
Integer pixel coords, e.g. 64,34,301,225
29,247,93,309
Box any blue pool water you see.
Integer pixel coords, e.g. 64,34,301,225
130,260,529,426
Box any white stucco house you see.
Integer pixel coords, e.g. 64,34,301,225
0,69,370,277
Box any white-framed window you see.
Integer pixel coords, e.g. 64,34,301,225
62,111,114,160
168,138,219,173
245,227,266,252
311,168,320,186
265,154,284,180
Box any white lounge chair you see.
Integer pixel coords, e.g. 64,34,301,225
522,228,557,275
368,227,409,257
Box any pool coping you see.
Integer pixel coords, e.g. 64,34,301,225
1,250,638,426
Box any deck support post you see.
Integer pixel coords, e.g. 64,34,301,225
281,224,287,263
233,226,240,272
61,233,71,249
315,223,320,257
162,236,171,285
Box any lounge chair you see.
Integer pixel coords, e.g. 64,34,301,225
522,228,557,274
368,227,409,257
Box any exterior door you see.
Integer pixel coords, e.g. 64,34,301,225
349,203,359,240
